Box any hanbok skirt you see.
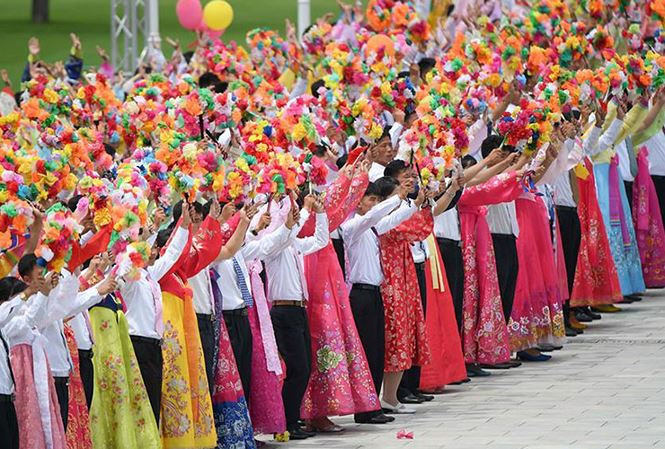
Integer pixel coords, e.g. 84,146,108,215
570,160,623,306
632,147,665,288
88,303,160,449
161,292,216,449
594,162,645,296
509,195,565,352
419,236,467,389
63,324,92,449
10,343,66,449
301,242,379,419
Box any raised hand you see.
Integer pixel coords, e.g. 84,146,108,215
180,202,192,228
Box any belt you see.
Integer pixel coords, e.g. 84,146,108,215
78,349,94,359
272,300,306,308
196,313,214,322
415,262,425,272
0,393,14,402
352,283,381,292
130,335,163,346
222,307,248,317
555,205,577,212
53,376,69,385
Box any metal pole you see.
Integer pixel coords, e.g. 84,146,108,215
147,0,161,51
297,0,311,39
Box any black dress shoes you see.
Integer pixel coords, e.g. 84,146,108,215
355,413,394,424
466,364,491,377
415,392,434,402
574,309,593,322
480,362,512,369
400,394,425,404
289,427,314,440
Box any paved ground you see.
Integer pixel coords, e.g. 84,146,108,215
267,289,665,449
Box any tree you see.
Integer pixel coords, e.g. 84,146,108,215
32,0,49,24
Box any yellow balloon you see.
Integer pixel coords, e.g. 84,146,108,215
203,0,233,31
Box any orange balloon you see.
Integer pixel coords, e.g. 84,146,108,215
365,34,395,58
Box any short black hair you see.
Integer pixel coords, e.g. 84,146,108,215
18,254,39,279
336,153,348,170
481,135,504,159
374,176,400,198
155,227,174,249
0,277,27,303
67,194,85,212
384,160,410,179
172,200,205,223
198,72,220,88
313,144,328,157
417,58,436,77
461,155,478,168
363,182,382,197
311,79,326,98
214,82,228,94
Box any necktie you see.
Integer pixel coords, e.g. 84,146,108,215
370,226,385,276
147,275,164,336
232,257,253,308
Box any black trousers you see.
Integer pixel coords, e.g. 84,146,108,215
555,206,581,296
197,313,216,398
491,234,519,323
131,336,163,424
437,238,464,337
271,306,311,430
350,284,384,420
53,376,69,431
0,397,18,449
332,237,345,278
624,181,634,213
78,349,94,409
223,310,253,403
652,175,665,227
399,262,427,399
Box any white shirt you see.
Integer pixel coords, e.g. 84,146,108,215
190,269,214,315
215,224,291,311
265,212,329,302
0,292,51,394
122,227,188,339
553,171,576,207
411,241,429,263
434,207,461,241
616,140,634,181
69,312,93,350
487,202,519,236
369,162,386,182
646,132,665,176
341,196,414,286
31,273,102,377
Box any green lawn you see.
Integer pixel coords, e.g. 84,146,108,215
0,0,343,85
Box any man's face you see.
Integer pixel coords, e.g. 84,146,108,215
396,168,416,192
357,194,381,216
148,246,159,266
24,264,44,286
374,137,397,165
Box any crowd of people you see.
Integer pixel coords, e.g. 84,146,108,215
0,0,664,448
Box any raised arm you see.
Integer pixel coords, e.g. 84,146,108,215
459,171,524,208
216,212,251,261
293,212,329,256
147,226,189,281
341,194,402,244
242,224,292,261
374,200,418,235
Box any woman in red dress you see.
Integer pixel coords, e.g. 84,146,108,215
569,158,623,307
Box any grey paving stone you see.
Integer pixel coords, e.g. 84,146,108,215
278,291,665,448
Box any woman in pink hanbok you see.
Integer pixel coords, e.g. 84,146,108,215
457,172,523,368
632,147,665,288
298,163,380,431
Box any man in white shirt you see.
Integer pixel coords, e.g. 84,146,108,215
481,136,521,336
17,253,116,431
340,181,412,423
120,205,191,423
266,196,328,440
213,209,291,403
368,128,399,182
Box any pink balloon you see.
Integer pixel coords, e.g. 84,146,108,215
176,0,203,30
